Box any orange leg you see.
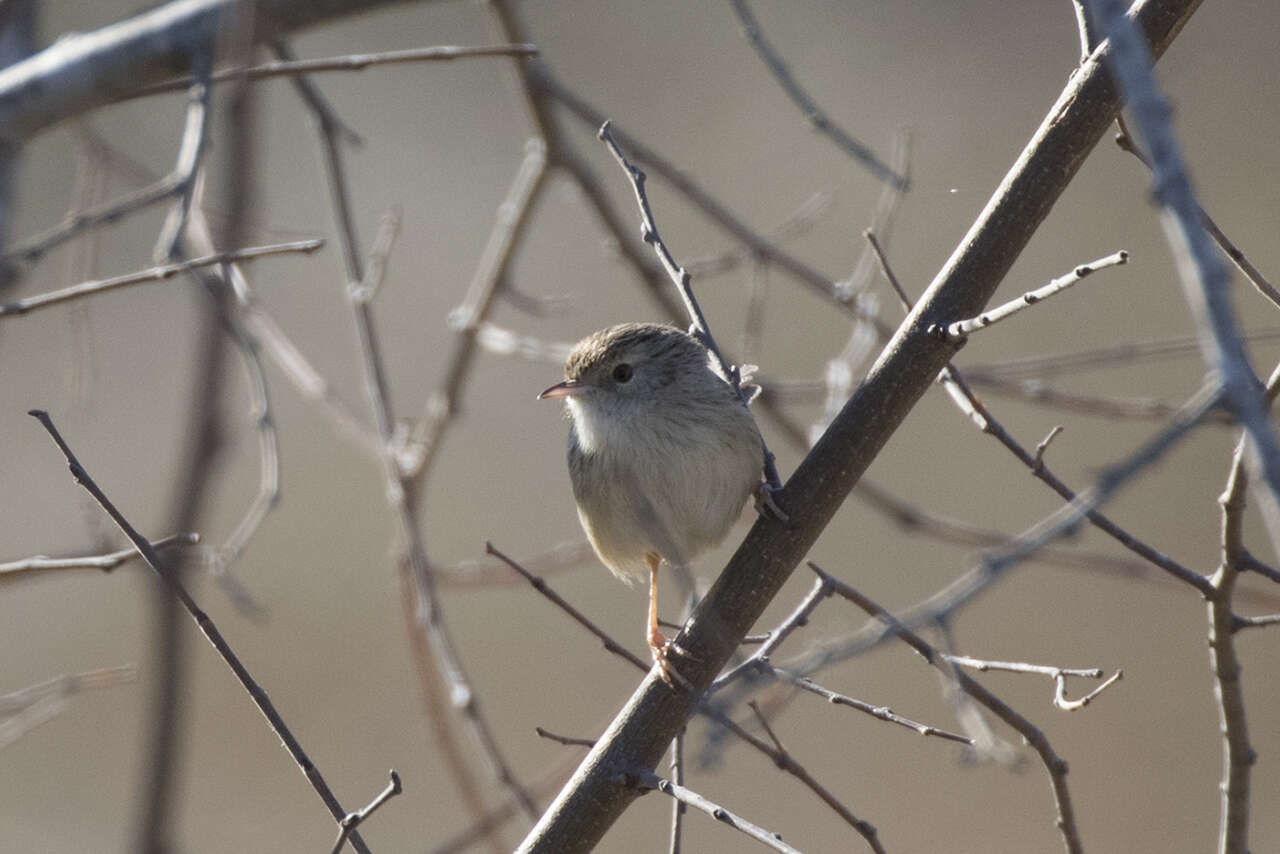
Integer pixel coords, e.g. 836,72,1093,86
645,552,667,655
645,553,691,689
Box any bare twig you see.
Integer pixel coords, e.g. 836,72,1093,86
668,731,687,854
0,533,197,581
27,410,368,850
436,540,594,588
1054,670,1124,711
727,0,905,189
936,251,1129,341
629,769,805,854
487,543,648,670
0,239,323,317
1072,0,1101,63
0,694,70,751
154,69,213,261
1231,613,1280,630
535,727,596,748
130,43,539,100
763,662,973,744
5,174,183,269
330,771,403,854
1205,358,1276,854
945,655,1123,711
1112,124,1280,310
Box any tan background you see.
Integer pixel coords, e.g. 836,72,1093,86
2,1,1279,851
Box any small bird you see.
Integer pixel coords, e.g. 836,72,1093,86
540,322,762,683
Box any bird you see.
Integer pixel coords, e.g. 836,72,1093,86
539,322,762,684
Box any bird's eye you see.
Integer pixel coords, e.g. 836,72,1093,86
612,363,633,383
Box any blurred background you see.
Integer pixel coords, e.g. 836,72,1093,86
2,0,1279,851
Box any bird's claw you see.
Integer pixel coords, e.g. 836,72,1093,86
754,482,789,522
649,630,695,691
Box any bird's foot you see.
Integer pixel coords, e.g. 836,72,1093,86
648,628,695,691
754,481,789,522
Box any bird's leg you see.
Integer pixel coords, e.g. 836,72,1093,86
646,552,691,689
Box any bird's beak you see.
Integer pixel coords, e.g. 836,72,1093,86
538,379,586,400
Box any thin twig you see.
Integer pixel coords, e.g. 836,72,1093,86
668,731,686,854
1054,670,1124,711
130,43,540,100
945,656,1100,678
764,662,973,744
945,655,1124,711
330,771,403,854
852,478,1191,582
1205,354,1273,853
27,410,368,850
936,251,1129,341
1112,122,1280,310
535,727,596,748
154,68,213,262
628,769,805,854
728,0,906,189
0,533,197,580
0,240,323,317
4,173,185,268
487,543,649,669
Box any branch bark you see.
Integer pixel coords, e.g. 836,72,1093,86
0,0,426,144
516,0,1203,849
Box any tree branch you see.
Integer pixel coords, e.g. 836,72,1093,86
0,0,428,144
